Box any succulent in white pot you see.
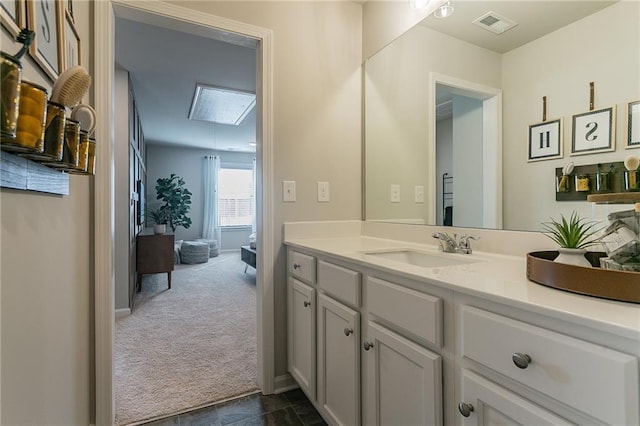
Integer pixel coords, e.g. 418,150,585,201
148,208,169,235
541,211,602,267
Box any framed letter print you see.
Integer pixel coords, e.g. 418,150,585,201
628,100,640,149
1,0,25,37
27,0,63,81
63,9,79,70
528,118,563,162
571,106,616,156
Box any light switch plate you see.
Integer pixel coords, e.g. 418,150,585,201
415,185,424,203
390,184,400,203
317,181,330,202
283,181,296,202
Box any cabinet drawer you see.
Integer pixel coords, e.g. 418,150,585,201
461,305,639,425
368,277,442,347
318,260,361,307
289,250,316,283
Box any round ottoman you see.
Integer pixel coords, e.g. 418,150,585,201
196,238,220,257
180,241,210,264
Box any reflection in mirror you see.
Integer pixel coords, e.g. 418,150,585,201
364,1,639,232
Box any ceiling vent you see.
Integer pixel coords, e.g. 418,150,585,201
473,11,518,35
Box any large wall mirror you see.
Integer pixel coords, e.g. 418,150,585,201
364,1,639,232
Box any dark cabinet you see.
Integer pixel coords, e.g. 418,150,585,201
136,233,174,291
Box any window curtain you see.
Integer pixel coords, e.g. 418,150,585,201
251,157,257,235
202,155,221,243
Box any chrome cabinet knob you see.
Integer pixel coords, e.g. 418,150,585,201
363,341,374,351
344,327,353,336
293,263,301,270
512,352,532,369
458,402,474,417
303,301,311,307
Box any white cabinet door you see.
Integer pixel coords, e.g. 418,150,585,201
364,321,442,426
458,370,574,426
288,278,316,401
318,293,360,426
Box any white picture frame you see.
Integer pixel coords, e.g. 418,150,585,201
571,106,616,156
63,9,79,70
27,0,63,81
0,0,25,37
528,118,563,162
627,100,640,149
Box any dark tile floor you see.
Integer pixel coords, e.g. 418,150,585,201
142,389,327,426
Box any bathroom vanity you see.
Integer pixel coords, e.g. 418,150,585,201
285,222,640,426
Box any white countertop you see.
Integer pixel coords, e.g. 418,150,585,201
285,235,640,340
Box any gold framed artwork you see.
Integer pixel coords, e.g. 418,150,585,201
27,0,64,81
0,0,26,38
63,9,79,69
627,100,640,149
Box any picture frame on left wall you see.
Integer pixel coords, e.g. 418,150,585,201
627,100,640,149
0,0,26,37
62,8,79,70
27,0,63,81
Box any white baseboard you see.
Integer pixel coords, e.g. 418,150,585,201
273,373,298,394
115,308,131,319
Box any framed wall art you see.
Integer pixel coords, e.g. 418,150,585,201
627,100,640,149
63,8,79,70
27,0,63,81
571,106,616,156
528,118,563,162
0,0,25,38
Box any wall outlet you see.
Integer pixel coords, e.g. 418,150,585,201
317,181,330,202
390,184,400,203
415,185,424,203
283,181,296,202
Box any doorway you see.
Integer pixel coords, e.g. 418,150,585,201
94,2,275,424
428,73,502,229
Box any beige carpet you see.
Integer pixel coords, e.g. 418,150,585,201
115,251,258,425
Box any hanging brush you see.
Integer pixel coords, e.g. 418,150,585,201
50,65,92,107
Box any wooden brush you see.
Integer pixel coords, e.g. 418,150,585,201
51,66,92,107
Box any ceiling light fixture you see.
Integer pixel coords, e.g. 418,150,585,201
188,84,256,126
434,1,454,18
410,0,430,9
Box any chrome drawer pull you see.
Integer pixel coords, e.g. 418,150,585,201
344,327,353,336
303,301,311,307
458,402,474,417
363,341,374,351
293,263,301,270
512,352,532,369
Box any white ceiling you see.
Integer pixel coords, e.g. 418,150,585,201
115,18,258,153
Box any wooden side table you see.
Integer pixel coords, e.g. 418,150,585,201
241,245,256,273
136,233,175,291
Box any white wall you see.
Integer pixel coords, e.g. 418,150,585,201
502,1,640,231
365,24,501,224
0,1,94,424
146,144,254,248
452,95,483,228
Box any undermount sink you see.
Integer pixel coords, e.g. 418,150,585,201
362,249,480,268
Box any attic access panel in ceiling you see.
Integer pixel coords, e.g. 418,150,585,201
188,84,256,125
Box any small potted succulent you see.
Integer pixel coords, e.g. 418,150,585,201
541,211,602,267
148,208,169,235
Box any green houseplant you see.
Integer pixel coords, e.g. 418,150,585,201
148,208,169,234
541,211,602,267
155,174,192,232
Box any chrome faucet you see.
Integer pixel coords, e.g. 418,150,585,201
432,232,479,254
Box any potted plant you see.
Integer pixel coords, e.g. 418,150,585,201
155,174,192,233
541,211,602,267
148,208,168,235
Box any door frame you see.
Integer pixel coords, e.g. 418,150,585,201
93,2,274,424
427,72,503,228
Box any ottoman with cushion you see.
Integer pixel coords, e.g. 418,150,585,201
196,238,220,257
180,241,210,264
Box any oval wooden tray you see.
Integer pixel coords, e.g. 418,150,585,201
526,251,640,304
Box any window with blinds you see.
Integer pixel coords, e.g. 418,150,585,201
218,168,254,227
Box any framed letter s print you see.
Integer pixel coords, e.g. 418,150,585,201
27,0,63,81
528,118,563,162
571,106,615,156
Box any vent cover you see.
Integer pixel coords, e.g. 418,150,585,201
473,11,518,35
